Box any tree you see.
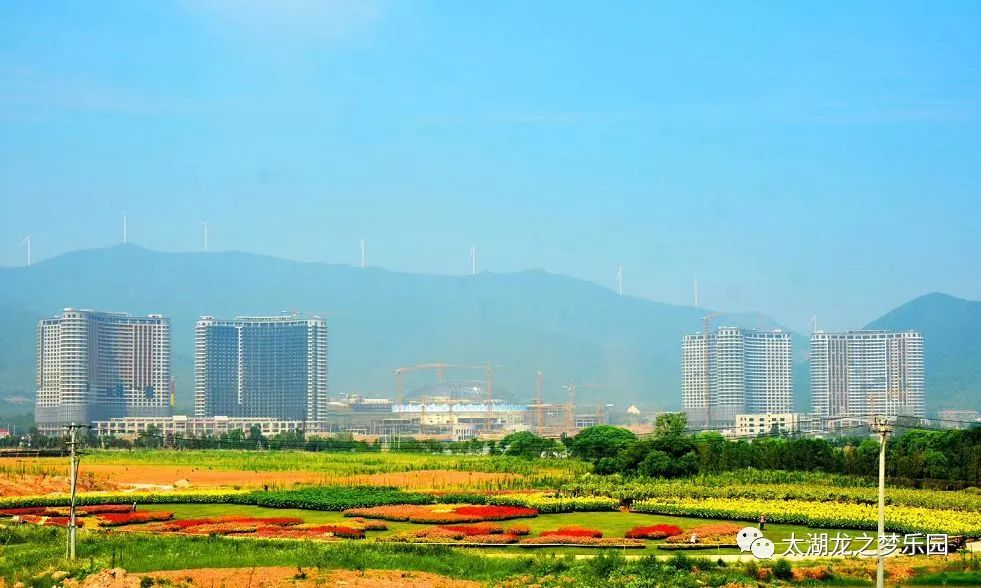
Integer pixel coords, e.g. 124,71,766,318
654,413,688,437
501,431,558,458
569,426,637,462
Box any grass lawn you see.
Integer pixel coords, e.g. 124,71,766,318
152,503,865,556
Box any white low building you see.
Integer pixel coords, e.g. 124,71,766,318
92,415,311,437
733,413,801,437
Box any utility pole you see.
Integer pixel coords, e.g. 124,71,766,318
871,416,894,588
64,423,90,559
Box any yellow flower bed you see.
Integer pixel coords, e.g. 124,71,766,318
632,497,981,536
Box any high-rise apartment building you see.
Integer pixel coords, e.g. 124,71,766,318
35,309,171,430
682,327,793,427
194,315,328,422
810,330,924,420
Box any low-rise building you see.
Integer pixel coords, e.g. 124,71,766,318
92,415,309,438
937,409,980,429
733,413,801,437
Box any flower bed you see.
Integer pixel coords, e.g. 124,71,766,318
664,523,742,544
1,504,135,518
632,496,981,536
438,523,504,536
451,505,538,520
376,527,521,546
485,492,619,514
20,515,80,527
625,524,684,540
347,518,388,531
0,507,48,516
539,526,603,538
518,536,645,548
506,525,530,536
95,511,174,527
343,504,539,524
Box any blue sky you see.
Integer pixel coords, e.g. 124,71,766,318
1,0,979,331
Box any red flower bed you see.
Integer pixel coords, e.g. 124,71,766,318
451,506,538,520
96,511,174,527
344,505,478,524
0,507,47,516
626,524,684,540
506,525,531,536
79,505,140,515
539,526,603,538
344,504,538,524
438,523,504,536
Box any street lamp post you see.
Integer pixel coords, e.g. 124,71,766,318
870,416,894,588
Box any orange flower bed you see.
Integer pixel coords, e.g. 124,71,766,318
506,525,531,536
255,524,364,539
665,523,742,544
353,517,388,531
170,516,303,530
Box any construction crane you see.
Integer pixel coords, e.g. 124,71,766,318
563,384,618,435
393,362,498,412
701,312,722,428
536,370,544,436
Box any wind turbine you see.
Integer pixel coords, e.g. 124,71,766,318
201,221,209,252
360,239,366,268
616,266,623,296
122,212,128,244
20,236,31,266
469,244,476,276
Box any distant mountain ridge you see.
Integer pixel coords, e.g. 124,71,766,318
864,292,981,411
0,244,802,413
1,246,976,414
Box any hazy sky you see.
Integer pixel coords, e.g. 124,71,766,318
1,1,979,331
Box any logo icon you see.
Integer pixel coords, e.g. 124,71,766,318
737,527,763,552
737,527,775,559
751,537,776,559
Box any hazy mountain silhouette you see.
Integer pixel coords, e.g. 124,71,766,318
0,244,807,413
864,292,981,411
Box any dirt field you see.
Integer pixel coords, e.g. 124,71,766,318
0,458,518,495
62,567,481,588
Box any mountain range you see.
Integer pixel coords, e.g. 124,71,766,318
0,245,976,414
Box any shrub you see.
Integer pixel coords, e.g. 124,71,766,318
772,558,793,581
